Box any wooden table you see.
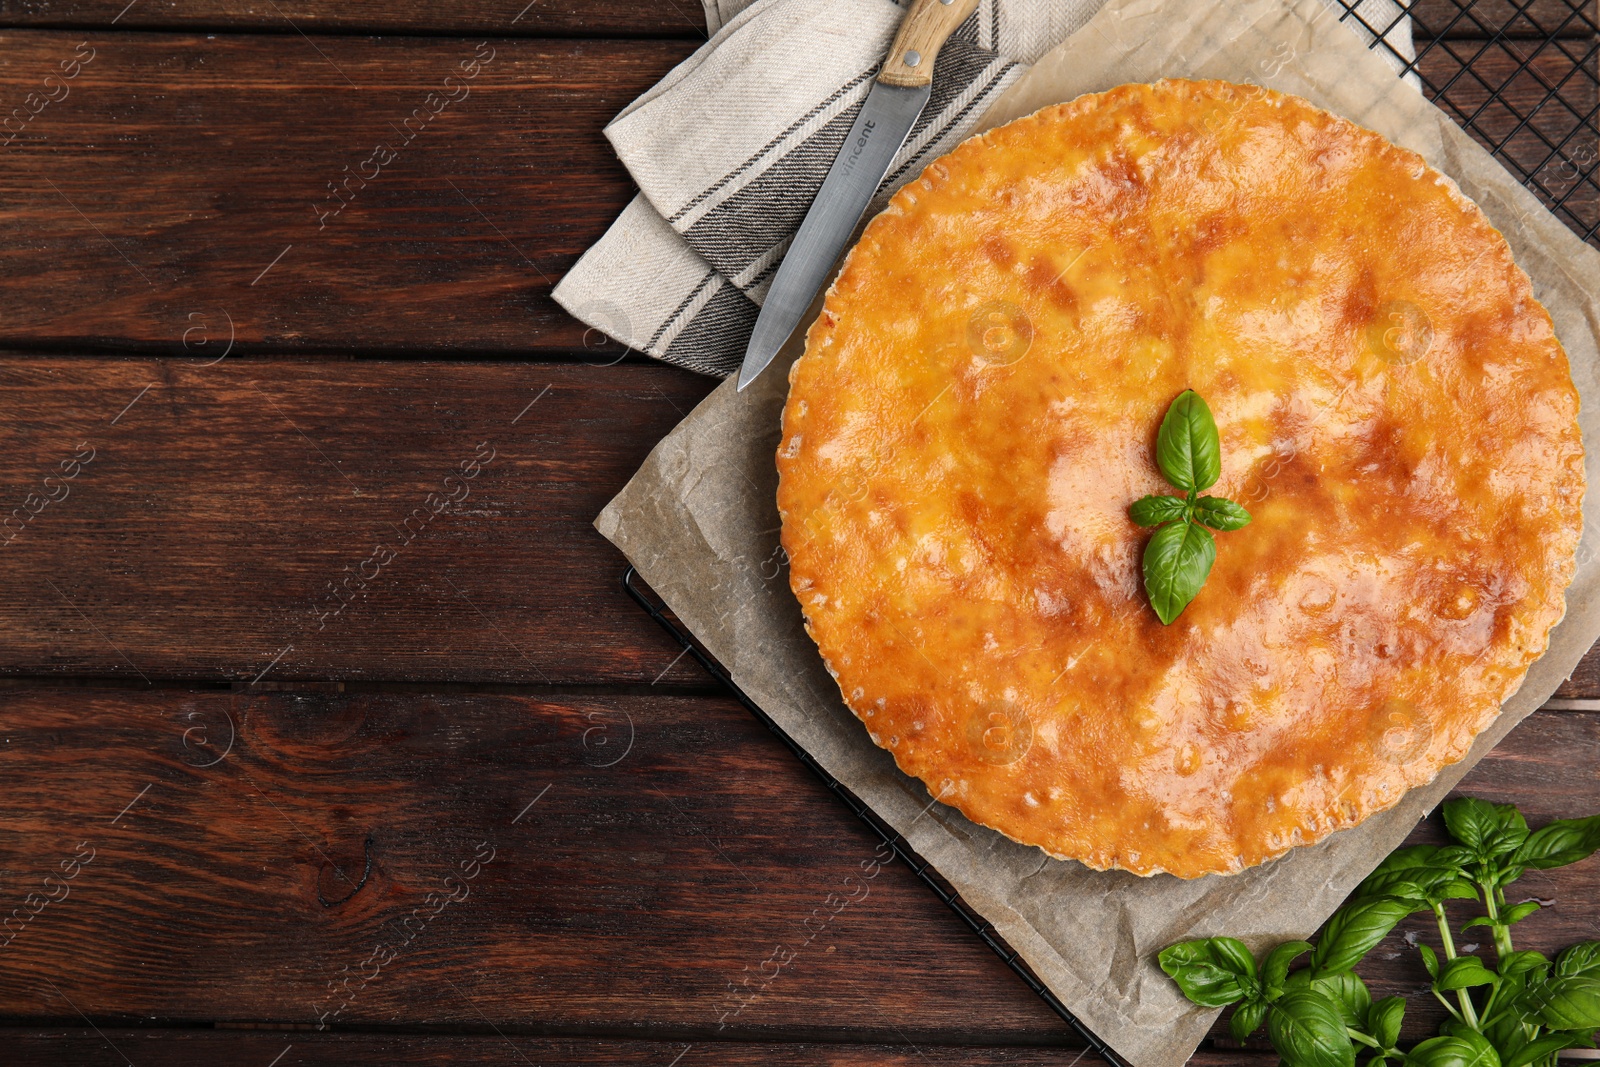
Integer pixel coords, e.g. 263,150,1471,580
0,1,1595,1063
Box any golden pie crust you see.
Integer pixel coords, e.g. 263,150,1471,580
775,79,1584,879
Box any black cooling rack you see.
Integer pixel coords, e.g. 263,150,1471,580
624,5,1599,1058
1341,0,1600,246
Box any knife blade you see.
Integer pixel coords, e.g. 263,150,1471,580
737,0,981,391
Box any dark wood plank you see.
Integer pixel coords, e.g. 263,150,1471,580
1411,0,1598,39
1420,35,1600,240
0,686,1075,1042
0,32,696,354
0,0,1588,42
0,32,1594,355
0,0,705,37
0,1030,1277,1065
1557,655,1600,698
0,685,1592,1047
0,359,715,685
0,0,1591,44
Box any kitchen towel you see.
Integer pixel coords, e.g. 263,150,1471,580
551,0,1414,376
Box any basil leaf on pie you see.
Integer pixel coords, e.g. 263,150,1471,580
1193,496,1251,531
1156,388,1221,492
1142,520,1215,624
1129,494,1189,527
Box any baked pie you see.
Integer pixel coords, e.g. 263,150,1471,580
775,79,1584,878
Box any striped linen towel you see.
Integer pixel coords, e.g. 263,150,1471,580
552,0,1415,377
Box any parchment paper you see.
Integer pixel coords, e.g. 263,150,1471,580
596,0,1600,1061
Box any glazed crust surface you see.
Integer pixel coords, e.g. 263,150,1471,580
775,79,1585,879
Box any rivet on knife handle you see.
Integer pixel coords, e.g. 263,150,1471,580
878,0,981,89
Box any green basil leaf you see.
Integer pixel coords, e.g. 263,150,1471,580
1443,797,1525,859
1498,950,1550,980
1382,879,1474,910
1142,520,1215,625
1230,998,1268,1043
1268,990,1356,1067
1129,494,1189,527
1354,846,1469,907
1312,897,1413,976
1441,796,1495,849
1434,845,1478,869
1193,495,1251,531
1461,915,1495,931
1263,940,1315,994
1502,1033,1595,1067
1525,975,1600,1031
1367,995,1405,1050
1403,1032,1501,1067
1511,814,1600,871
1420,943,1440,980
1369,882,1432,908
1483,991,1538,1055
1361,844,1441,882
1437,955,1500,991
1484,805,1530,861
1556,941,1600,978
1155,389,1221,492
1314,970,1372,1028
1211,937,1260,983
1158,937,1258,1007
1502,900,1542,925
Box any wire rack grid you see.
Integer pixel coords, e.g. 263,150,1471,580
1344,0,1600,245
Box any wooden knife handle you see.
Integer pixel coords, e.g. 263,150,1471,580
878,0,981,88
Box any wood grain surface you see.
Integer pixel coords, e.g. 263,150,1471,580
0,360,716,685
0,0,1595,1063
0,32,697,354
0,0,707,37
1411,0,1598,38
0,685,1593,1050
0,686,1071,1041
1419,37,1600,232
0,0,1590,40
0,1031,1284,1065
0,33,1592,359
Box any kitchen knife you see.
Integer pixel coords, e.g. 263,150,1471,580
736,0,981,391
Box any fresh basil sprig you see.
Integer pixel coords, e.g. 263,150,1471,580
1131,390,1251,624
1159,798,1600,1067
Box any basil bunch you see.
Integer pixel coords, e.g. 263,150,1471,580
1161,798,1600,1067
1130,390,1251,624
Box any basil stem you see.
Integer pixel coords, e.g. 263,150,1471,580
1434,900,1483,1029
